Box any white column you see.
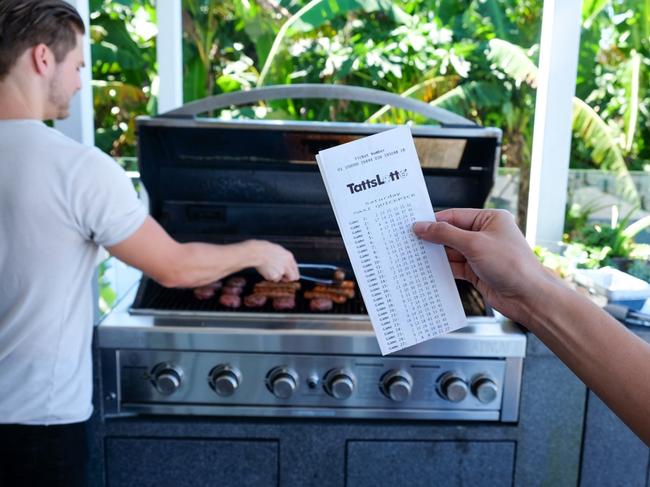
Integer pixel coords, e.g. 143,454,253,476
156,0,183,113
525,0,583,247
55,0,94,146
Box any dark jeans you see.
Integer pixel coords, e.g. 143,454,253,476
0,421,89,487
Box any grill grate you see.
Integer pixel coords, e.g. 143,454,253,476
130,275,488,317
131,275,367,315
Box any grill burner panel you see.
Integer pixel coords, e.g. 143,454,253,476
130,277,489,319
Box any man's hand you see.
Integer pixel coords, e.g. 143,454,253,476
248,240,299,282
413,208,552,324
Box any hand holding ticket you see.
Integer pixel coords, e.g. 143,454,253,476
316,126,466,355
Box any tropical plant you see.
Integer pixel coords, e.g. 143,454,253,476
571,205,650,262
475,37,640,223
90,0,649,218
90,0,156,157
577,0,649,171
176,0,644,229
564,197,611,242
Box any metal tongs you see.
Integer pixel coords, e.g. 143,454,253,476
604,303,650,327
298,263,345,285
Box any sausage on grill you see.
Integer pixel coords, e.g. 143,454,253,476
272,296,296,311
303,291,347,304
243,294,267,308
255,290,295,299
335,280,355,289
309,298,333,312
313,285,355,299
219,294,241,309
255,281,301,290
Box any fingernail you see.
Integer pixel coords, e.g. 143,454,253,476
412,222,431,234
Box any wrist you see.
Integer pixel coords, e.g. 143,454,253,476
242,240,264,267
520,270,566,333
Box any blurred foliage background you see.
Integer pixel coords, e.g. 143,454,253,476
89,0,649,227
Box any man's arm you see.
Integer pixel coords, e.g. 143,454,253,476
107,216,299,287
413,209,650,446
531,273,650,446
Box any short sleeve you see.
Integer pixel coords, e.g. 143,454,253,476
69,148,148,247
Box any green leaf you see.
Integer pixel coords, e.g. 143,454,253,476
184,56,207,103
216,74,242,93
624,215,650,239
432,0,468,26
477,0,511,40
623,51,642,153
487,38,538,87
581,0,608,27
430,80,509,115
91,15,152,85
290,0,411,33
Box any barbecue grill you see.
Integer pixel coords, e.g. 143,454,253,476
97,85,525,422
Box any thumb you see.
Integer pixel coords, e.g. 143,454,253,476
412,221,475,254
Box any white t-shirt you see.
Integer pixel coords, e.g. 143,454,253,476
0,120,147,425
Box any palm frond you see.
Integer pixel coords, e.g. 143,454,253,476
572,98,639,204
581,0,608,27
365,76,459,123
487,38,538,87
430,80,509,115
624,215,650,239
487,38,638,202
624,51,642,152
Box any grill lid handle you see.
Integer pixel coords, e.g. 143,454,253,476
158,84,476,127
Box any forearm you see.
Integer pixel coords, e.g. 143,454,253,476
414,209,650,444
164,240,261,288
524,275,650,445
108,218,297,286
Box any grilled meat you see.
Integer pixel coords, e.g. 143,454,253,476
243,294,267,308
219,294,241,308
272,296,295,311
309,298,333,312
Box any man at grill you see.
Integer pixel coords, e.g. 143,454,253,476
0,1,299,485
414,210,650,446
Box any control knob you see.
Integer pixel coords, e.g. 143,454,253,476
472,376,499,404
380,370,413,402
324,369,356,400
439,373,468,402
267,367,298,399
151,363,183,395
209,365,241,397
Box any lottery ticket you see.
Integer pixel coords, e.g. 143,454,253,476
316,126,466,355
